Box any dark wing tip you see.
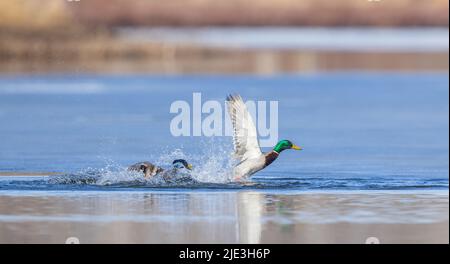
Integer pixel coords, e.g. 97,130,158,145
226,94,242,103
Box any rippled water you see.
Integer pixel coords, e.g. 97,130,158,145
0,174,448,192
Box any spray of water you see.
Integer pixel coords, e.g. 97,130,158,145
50,137,237,186
189,137,236,183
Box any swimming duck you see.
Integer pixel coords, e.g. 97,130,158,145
128,159,192,179
226,94,302,181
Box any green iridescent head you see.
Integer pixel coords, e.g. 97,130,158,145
172,159,193,170
273,140,302,153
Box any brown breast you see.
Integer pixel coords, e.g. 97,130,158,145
264,151,279,167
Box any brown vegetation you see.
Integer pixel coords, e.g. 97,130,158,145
0,1,71,31
0,0,448,74
68,0,449,27
1,0,448,31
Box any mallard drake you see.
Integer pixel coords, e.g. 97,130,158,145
128,159,192,179
226,94,302,181
171,159,193,171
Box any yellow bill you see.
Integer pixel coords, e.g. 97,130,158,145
291,144,303,150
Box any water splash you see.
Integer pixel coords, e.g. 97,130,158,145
49,137,237,186
142,137,236,184
193,137,236,183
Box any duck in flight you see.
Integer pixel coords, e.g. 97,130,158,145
226,94,302,181
128,159,193,179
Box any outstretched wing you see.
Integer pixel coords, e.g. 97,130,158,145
226,94,262,162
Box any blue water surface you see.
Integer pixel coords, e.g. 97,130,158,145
0,73,448,191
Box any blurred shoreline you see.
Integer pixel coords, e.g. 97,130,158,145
64,0,450,28
0,1,448,75
1,27,448,75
